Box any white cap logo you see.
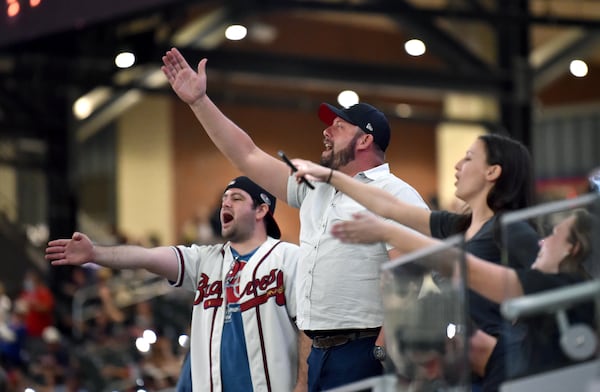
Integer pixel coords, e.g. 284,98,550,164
366,123,373,132
260,193,272,206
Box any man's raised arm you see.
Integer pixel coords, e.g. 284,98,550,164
45,232,179,282
161,48,290,201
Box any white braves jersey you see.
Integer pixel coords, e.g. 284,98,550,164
170,237,300,392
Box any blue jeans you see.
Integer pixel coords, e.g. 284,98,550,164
176,351,192,392
307,336,383,392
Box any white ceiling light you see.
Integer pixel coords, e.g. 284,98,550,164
115,51,136,69
73,97,92,120
337,90,359,108
404,39,426,57
225,24,247,41
569,59,588,77
72,87,112,120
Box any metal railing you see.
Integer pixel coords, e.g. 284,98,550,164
71,272,176,339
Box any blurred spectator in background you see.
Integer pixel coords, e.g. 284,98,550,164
128,300,155,338
17,269,55,357
63,369,89,392
140,335,182,389
96,268,125,325
28,325,70,390
589,167,600,193
181,204,222,246
0,283,11,328
0,299,28,388
55,267,93,339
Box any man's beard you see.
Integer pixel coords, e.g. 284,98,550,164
221,226,248,243
320,133,360,169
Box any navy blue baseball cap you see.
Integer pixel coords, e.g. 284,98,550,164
318,102,391,152
224,176,281,239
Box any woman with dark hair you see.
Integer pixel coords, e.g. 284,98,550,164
292,133,540,391
481,133,534,213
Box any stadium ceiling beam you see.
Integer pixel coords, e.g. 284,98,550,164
0,45,509,97
383,0,493,74
248,0,493,74
261,0,600,29
170,47,508,97
532,30,600,91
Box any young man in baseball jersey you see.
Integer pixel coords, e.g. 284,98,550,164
161,48,429,391
46,176,309,391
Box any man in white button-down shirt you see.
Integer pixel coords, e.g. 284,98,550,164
161,47,429,391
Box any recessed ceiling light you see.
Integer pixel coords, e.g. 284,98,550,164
225,24,247,41
569,59,588,77
115,51,136,69
405,39,426,57
337,90,359,108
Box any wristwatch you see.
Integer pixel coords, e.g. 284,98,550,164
373,345,386,361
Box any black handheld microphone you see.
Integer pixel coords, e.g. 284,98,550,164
278,151,315,190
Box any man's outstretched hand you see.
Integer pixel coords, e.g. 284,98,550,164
45,232,95,266
161,47,207,106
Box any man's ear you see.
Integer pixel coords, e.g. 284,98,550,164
486,164,502,181
357,133,374,151
255,203,269,221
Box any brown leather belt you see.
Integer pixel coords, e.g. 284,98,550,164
311,330,380,349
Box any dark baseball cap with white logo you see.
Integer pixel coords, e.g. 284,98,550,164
318,102,391,152
224,176,281,239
